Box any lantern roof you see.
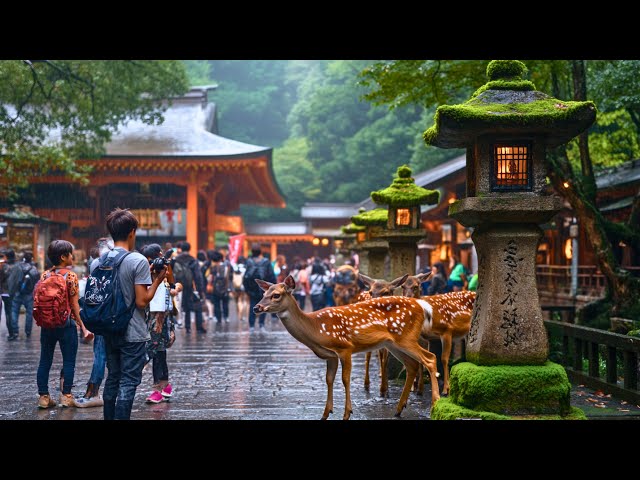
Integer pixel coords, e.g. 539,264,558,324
423,60,597,149
351,207,388,227
341,222,366,234
371,165,440,208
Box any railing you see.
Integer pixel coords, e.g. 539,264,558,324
544,320,640,404
536,265,640,298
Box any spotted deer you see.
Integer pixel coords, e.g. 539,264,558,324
401,273,475,395
357,273,409,395
253,275,440,419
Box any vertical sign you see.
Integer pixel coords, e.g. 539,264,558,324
228,233,246,266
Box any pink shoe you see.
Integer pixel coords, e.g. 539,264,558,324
146,391,164,404
161,384,173,398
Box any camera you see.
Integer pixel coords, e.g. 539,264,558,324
151,250,174,273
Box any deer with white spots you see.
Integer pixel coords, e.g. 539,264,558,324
253,274,440,419
357,273,409,395
401,272,475,395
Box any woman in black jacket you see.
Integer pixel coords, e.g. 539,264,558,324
427,262,448,295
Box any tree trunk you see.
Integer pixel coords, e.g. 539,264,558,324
571,60,597,201
547,148,640,318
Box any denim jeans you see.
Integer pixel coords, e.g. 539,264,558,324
36,320,78,395
293,293,306,310
11,292,34,336
248,296,266,328
310,293,326,311
153,350,169,384
103,335,147,420
2,296,14,336
212,293,229,321
88,335,106,388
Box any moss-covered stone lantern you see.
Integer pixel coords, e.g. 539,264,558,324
424,60,595,420
371,165,439,280
350,207,389,279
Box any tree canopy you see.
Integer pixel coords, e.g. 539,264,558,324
0,60,189,197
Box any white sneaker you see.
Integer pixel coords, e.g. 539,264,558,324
225,318,230,323
259,325,266,333
249,327,255,333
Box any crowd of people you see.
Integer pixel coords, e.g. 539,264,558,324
0,206,477,420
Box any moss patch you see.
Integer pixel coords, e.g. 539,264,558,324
370,165,439,207
432,398,586,420
341,223,365,234
486,60,528,81
471,79,536,98
351,207,388,227
448,361,572,415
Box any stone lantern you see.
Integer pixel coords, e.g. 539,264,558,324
425,60,596,419
350,207,389,279
371,165,439,280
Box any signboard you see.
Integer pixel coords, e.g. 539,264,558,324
228,233,245,266
136,209,187,237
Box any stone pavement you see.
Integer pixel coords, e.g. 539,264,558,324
0,306,433,420
1,305,639,420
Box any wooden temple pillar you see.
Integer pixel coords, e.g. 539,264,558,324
205,183,222,250
270,241,277,262
187,173,199,253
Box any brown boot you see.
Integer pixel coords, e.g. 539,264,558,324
38,394,56,409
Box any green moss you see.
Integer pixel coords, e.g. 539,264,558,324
431,398,587,420
471,79,536,98
448,361,572,415
370,165,440,207
486,60,528,80
341,223,365,234
423,60,597,148
351,207,388,227
628,329,640,337
431,397,511,420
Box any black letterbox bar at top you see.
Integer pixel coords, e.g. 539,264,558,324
491,144,532,192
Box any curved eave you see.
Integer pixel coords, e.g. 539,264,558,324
425,99,597,149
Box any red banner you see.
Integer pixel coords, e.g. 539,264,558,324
228,233,245,266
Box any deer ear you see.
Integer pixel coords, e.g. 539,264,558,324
284,274,295,292
359,273,373,287
256,279,273,291
391,273,409,288
418,271,433,283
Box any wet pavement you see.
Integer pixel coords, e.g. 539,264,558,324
0,305,433,420
1,306,639,420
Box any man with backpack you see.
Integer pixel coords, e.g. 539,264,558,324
172,241,207,334
85,208,167,420
206,250,232,323
8,251,39,339
243,243,276,333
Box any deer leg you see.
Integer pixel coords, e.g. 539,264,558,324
339,353,353,420
415,345,441,409
386,349,419,417
322,357,339,420
441,333,453,395
414,338,429,395
364,352,371,390
379,348,389,396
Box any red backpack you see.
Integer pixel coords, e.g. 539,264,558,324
33,268,71,329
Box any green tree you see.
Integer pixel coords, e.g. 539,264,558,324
0,60,189,197
361,59,640,321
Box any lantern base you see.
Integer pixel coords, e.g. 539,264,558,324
449,195,563,228
430,361,585,420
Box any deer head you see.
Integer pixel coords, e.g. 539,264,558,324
400,271,433,298
359,273,409,298
253,276,296,314
333,283,360,306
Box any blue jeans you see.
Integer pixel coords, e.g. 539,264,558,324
2,296,14,336
212,293,230,321
249,296,266,328
36,320,78,395
103,335,147,420
11,292,34,336
89,335,106,388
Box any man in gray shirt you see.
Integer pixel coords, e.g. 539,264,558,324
93,208,166,420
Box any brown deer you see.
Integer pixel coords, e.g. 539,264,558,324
401,273,475,395
254,275,440,419
358,273,408,395
332,265,360,307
